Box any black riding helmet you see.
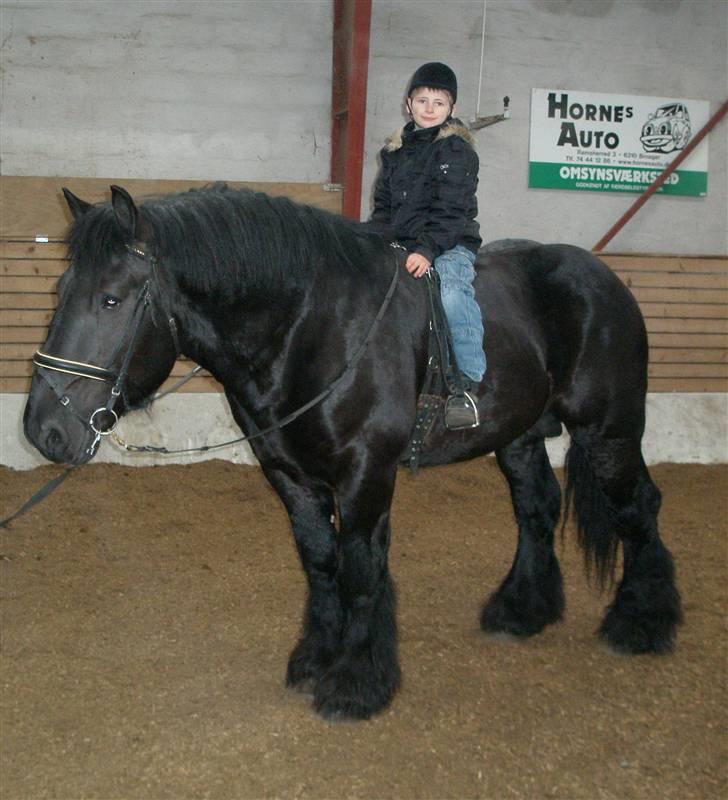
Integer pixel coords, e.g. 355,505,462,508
408,62,458,104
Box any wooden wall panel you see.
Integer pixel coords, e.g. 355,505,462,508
601,252,728,393
0,176,343,240
0,176,341,394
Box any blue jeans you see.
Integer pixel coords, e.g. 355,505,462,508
434,245,486,383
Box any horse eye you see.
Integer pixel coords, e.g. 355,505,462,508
102,295,120,309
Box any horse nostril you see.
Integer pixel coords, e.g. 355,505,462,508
43,423,67,454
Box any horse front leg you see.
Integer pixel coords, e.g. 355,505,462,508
314,468,401,720
263,470,343,692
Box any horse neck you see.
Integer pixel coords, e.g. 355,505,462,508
163,237,399,403
165,270,305,387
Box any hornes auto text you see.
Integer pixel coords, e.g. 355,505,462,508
548,92,633,149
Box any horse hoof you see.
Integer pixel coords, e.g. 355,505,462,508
480,595,562,638
599,552,682,655
313,658,400,721
481,596,526,636
481,558,565,638
286,637,331,689
599,606,678,655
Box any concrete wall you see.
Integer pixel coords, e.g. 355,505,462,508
0,0,333,182
3,391,727,470
363,0,728,254
4,391,728,469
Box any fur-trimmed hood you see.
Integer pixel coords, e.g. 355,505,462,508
384,118,474,152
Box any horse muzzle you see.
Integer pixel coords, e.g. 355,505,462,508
23,377,106,465
25,415,98,465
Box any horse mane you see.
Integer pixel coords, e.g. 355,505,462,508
68,185,386,300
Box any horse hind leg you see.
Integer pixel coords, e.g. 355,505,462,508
481,431,565,637
565,432,682,653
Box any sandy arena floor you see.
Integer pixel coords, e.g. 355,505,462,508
1,459,725,799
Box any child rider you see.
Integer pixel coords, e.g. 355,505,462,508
369,62,486,430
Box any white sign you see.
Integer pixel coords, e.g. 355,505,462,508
529,89,710,196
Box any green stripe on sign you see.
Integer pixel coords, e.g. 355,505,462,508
528,162,708,196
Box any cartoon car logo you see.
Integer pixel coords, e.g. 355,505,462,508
640,103,692,153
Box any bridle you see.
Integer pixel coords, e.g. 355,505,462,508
33,244,155,456
33,275,152,456
31,242,403,458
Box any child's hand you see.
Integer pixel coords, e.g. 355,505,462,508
405,253,432,278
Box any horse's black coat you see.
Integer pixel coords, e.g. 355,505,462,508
24,184,682,719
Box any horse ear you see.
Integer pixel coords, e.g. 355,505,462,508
62,188,93,220
110,185,139,239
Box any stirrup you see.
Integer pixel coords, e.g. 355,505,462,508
444,390,480,430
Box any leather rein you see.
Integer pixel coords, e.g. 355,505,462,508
1,242,403,529
32,243,402,458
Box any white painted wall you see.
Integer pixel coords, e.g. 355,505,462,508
1,0,726,470
363,0,728,255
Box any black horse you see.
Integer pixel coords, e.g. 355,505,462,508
24,185,681,719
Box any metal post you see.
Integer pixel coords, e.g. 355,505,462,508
331,0,372,220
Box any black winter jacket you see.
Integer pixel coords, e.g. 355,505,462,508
369,118,481,263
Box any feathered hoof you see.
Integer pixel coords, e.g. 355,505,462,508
480,567,565,638
599,602,681,655
285,635,332,690
312,655,400,721
599,540,683,655
480,597,562,638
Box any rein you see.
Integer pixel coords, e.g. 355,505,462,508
113,245,403,455
2,243,402,529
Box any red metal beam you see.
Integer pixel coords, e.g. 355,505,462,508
331,0,372,219
593,97,728,252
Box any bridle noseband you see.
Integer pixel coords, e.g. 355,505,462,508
32,351,117,383
33,244,155,456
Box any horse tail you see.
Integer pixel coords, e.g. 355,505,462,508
563,434,619,590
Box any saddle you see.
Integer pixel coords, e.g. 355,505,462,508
406,269,469,474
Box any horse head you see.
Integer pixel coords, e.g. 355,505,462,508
23,186,179,464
